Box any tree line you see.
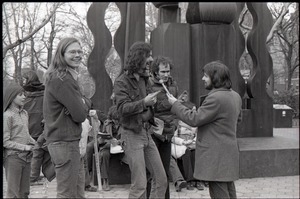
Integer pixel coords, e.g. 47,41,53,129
2,2,298,95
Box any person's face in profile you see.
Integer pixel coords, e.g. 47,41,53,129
202,73,212,90
64,42,83,69
138,52,153,77
12,92,26,108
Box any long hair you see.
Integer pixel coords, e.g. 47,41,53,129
44,37,81,84
150,56,173,77
124,41,151,75
203,60,232,89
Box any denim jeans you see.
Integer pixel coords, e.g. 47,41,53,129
169,156,184,184
4,154,31,198
48,141,85,198
151,135,172,199
121,127,168,198
30,145,46,182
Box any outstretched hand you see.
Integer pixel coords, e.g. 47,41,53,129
144,90,160,107
166,93,178,105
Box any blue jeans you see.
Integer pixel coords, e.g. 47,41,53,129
121,127,168,198
4,154,31,198
48,141,85,198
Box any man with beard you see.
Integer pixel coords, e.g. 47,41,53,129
148,56,180,198
166,60,242,198
113,41,167,198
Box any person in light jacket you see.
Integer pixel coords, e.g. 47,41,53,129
166,60,242,199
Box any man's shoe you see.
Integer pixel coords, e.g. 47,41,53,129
196,181,205,190
175,180,187,192
85,185,97,192
186,182,194,190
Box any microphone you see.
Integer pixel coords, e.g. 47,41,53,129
159,79,171,95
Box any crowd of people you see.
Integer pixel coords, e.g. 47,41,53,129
3,38,242,199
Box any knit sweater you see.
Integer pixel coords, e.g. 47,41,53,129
43,72,89,144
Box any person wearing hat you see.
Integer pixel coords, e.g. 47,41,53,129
3,82,37,198
22,70,48,186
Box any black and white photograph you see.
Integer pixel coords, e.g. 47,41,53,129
2,2,299,198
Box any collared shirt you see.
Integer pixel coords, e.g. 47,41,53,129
68,67,79,81
3,104,36,153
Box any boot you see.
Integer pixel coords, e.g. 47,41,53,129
102,178,110,191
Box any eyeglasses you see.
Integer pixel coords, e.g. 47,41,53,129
66,50,83,56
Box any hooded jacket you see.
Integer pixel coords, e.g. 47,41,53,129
3,82,36,159
22,71,45,139
3,82,24,112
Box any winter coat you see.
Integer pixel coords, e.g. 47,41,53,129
171,88,242,182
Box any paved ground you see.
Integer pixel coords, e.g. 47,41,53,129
2,175,299,198
2,127,299,198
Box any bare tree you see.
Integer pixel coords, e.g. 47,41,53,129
3,3,62,83
268,3,299,90
239,3,299,91
3,3,62,59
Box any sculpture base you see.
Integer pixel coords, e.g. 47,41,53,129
238,128,299,178
93,128,299,185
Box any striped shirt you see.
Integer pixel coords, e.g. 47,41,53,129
3,104,36,155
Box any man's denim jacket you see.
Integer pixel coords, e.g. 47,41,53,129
113,73,154,133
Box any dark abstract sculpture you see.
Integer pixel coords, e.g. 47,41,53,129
87,3,145,114
87,2,274,137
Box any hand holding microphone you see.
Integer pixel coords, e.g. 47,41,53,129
159,79,177,105
159,79,171,95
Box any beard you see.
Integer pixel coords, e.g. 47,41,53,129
138,69,150,77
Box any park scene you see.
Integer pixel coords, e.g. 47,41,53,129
2,2,299,198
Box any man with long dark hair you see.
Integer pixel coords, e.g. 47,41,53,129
167,60,242,198
113,41,168,198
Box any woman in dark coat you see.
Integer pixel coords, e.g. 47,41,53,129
167,60,242,199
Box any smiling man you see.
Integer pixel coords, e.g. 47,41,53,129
43,37,91,198
113,41,168,198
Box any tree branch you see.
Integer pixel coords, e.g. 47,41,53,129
266,3,292,44
3,3,62,59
